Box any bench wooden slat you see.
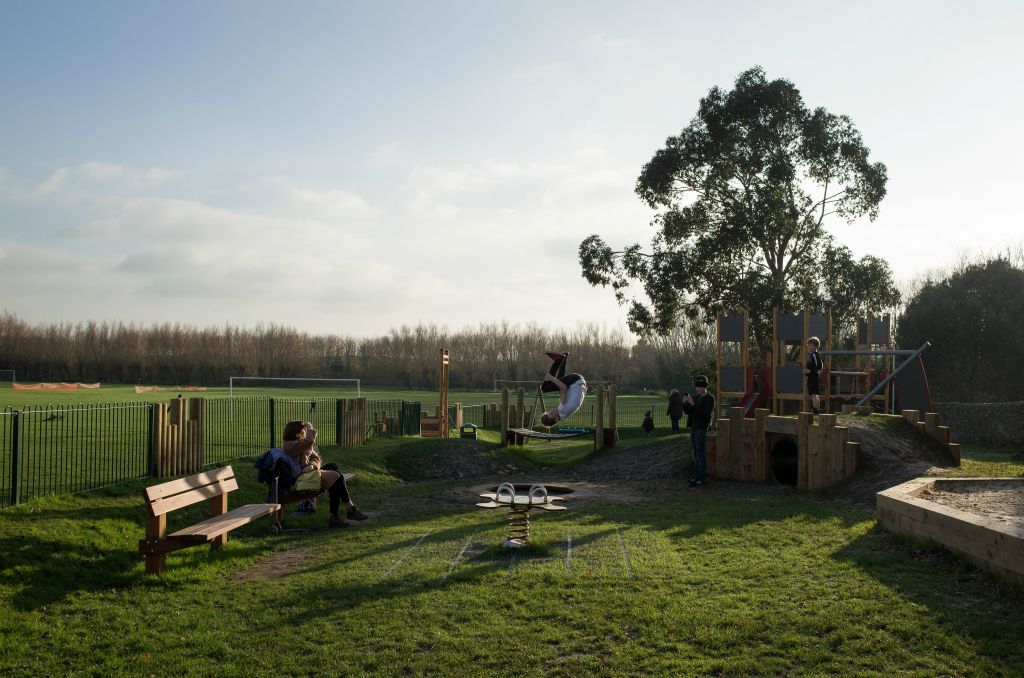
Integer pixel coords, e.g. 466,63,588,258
143,466,236,502
169,503,279,541
148,477,239,517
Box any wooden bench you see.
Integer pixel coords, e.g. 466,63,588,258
139,465,279,575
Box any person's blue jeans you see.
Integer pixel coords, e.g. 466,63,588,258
691,427,707,481
670,417,680,433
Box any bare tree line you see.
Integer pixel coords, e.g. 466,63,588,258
0,312,713,392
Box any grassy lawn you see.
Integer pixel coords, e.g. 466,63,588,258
1,434,1022,675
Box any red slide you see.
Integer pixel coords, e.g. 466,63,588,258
738,365,772,417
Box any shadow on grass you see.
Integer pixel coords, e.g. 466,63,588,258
832,521,1024,667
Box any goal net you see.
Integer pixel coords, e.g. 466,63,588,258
228,377,361,399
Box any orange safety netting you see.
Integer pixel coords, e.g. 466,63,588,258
12,382,102,391
133,385,208,393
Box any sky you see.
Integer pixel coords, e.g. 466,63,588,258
1,1,1022,338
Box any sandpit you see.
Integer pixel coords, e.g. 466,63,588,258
877,477,1024,584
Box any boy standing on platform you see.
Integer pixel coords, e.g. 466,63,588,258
804,336,824,415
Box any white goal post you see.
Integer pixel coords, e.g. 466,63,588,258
0,369,15,383
229,377,361,398
493,379,541,392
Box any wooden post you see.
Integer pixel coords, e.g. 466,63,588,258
144,513,167,575
595,386,605,452
844,440,860,477
728,407,744,481
210,490,229,549
754,408,768,482
797,412,812,490
436,349,450,438
152,403,165,478
948,442,961,467
608,384,618,446
515,387,526,446
830,426,847,485
741,417,756,481
500,389,509,447
716,417,731,479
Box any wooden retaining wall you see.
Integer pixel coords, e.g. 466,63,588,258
709,407,860,490
877,477,1024,585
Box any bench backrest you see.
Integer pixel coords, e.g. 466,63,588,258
143,466,238,517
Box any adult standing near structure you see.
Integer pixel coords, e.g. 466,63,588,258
666,388,685,433
683,375,715,487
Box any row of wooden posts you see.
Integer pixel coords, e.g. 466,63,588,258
151,396,369,479
710,407,961,490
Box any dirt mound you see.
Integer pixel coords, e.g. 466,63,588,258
563,438,688,482
387,438,518,481
830,416,957,504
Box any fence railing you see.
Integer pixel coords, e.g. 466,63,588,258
1,396,667,507
1,403,151,508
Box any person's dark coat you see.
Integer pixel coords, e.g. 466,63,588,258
667,391,685,420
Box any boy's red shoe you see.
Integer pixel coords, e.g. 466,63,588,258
545,352,565,361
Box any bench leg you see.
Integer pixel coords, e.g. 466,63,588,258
210,493,229,549
144,514,168,575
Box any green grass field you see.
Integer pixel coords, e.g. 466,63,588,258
1,431,1023,675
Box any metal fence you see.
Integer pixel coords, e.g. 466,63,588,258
0,396,667,507
0,398,422,508
1,403,151,508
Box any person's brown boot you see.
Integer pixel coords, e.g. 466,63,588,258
346,506,369,521
328,515,350,528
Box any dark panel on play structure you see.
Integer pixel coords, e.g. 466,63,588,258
776,312,804,341
809,314,829,340
894,355,932,420
875,316,891,344
719,314,745,343
776,363,804,394
858,316,891,345
720,366,745,393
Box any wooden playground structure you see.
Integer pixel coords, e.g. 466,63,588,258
716,308,933,419
711,308,955,490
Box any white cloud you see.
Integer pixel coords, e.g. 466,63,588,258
367,141,404,168
288,187,379,220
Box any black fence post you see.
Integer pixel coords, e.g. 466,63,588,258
10,411,20,506
268,398,276,450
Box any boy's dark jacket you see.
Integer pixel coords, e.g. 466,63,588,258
682,392,715,429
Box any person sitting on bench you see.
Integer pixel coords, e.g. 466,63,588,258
539,352,588,428
283,420,367,528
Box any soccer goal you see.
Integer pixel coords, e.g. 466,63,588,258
493,379,542,392
228,377,361,399
0,369,15,383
